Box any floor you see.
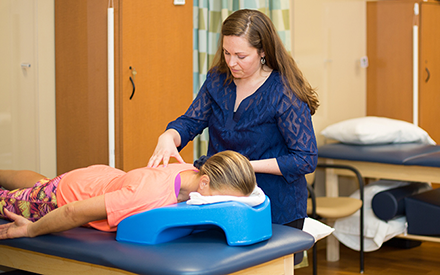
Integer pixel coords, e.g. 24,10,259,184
295,238,440,275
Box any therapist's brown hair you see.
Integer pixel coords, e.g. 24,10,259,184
210,9,319,115
199,151,256,196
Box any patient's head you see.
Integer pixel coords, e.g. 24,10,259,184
198,151,256,197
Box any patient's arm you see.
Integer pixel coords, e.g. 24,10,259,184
0,195,107,239
0,169,46,190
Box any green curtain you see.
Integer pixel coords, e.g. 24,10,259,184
192,0,291,158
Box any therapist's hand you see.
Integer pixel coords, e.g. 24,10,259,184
148,129,185,167
0,209,31,239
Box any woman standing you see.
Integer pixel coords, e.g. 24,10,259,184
148,9,318,229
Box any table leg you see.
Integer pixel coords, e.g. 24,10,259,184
325,164,340,262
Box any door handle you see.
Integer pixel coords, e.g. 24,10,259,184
129,76,135,100
129,66,137,100
425,67,430,83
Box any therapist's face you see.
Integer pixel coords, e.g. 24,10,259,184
223,35,264,80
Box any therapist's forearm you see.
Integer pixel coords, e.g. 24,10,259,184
251,159,282,175
162,129,182,148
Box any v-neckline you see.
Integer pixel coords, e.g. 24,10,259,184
229,71,273,124
232,70,273,114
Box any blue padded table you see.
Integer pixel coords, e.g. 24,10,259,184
0,219,314,275
317,142,440,265
318,143,440,183
404,151,440,168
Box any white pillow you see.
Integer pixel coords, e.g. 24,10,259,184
302,217,335,242
321,116,436,145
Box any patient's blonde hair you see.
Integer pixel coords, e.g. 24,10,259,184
199,151,256,196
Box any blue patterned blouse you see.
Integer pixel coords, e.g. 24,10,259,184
167,70,318,224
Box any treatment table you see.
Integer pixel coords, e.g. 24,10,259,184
317,142,440,266
0,217,314,275
319,143,440,184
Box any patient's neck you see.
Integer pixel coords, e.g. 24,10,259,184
177,170,200,202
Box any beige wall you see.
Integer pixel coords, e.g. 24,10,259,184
291,0,367,146
0,0,56,178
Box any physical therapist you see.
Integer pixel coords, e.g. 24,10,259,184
148,9,319,230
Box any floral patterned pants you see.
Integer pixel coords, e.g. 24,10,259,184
0,174,65,222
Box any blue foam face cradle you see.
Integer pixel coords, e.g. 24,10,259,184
116,196,272,246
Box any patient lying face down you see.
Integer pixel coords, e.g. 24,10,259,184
0,150,256,239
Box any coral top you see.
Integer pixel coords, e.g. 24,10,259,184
56,163,195,232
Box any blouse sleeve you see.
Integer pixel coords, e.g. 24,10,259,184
275,94,318,182
166,75,214,150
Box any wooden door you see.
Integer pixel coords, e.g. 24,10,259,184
55,1,109,174
419,2,440,143
116,1,194,171
56,1,194,173
366,1,415,122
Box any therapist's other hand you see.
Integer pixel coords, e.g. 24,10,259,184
0,209,31,239
148,129,185,167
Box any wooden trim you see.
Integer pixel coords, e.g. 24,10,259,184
0,246,135,275
318,158,440,183
0,245,294,275
230,255,294,275
396,234,440,243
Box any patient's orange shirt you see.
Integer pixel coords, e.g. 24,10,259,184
56,164,194,232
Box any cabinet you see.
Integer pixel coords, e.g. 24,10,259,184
55,0,193,173
366,0,440,143
418,3,440,145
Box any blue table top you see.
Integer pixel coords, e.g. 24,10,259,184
0,219,314,275
319,143,440,167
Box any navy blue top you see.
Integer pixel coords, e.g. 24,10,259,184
167,70,318,224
